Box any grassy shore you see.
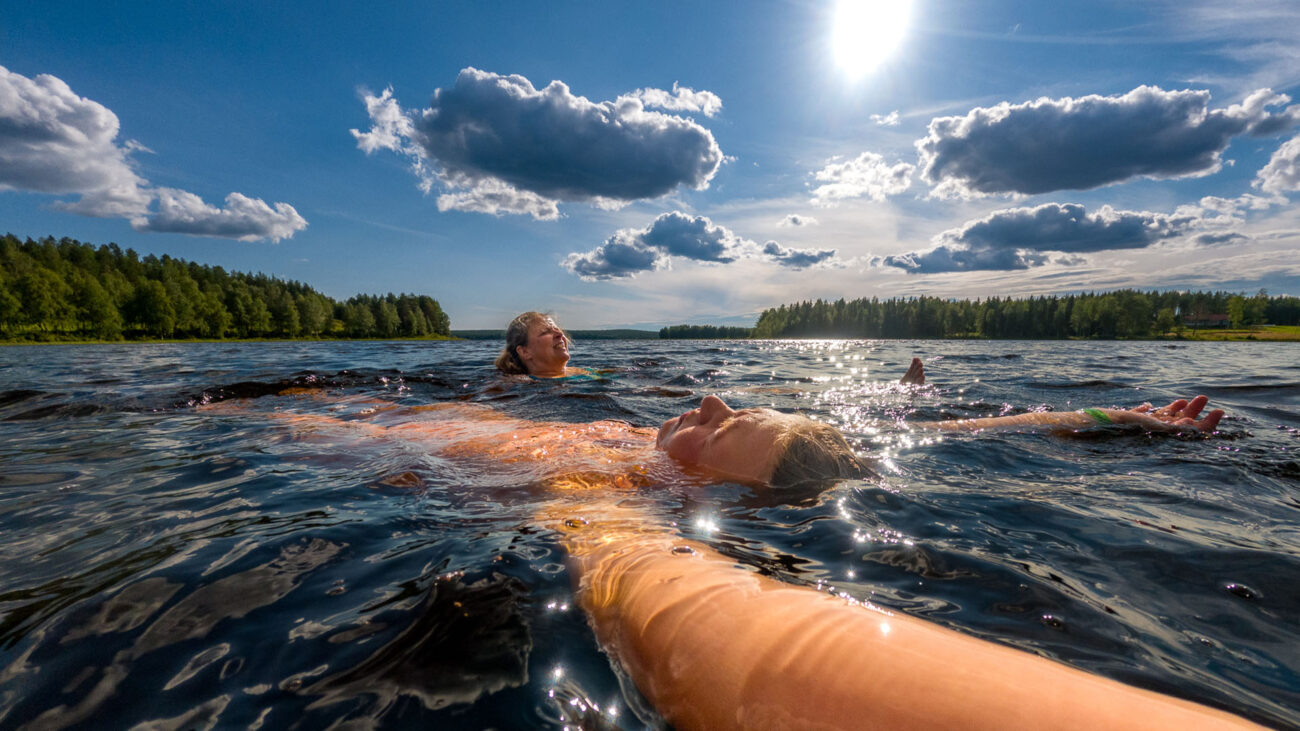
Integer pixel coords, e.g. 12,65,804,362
1164,325,1300,341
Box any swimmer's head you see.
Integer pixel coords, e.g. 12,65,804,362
494,311,571,376
657,395,870,487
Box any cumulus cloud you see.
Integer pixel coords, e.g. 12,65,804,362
1254,134,1300,194
0,66,151,216
562,233,666,280
918,86,1300,198
0,65,306,241
810,152,913,205
620,81,722,117
132,189,308,242
1193,231,1249,247
435,176,561,220
778,214,819,227
761,241,838,268
870,111,901,126
351,68,724,219
880,202,1201,273
562,211,839,280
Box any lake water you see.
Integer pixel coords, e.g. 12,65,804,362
0,339,1297,729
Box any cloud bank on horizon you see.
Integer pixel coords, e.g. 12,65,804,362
0,65,306,242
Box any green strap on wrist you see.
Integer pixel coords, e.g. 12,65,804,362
1082,407,1113,425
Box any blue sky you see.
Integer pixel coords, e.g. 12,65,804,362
2,1,1298,329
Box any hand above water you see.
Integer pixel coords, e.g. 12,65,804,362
1110,395,1224,433
900,357,925,386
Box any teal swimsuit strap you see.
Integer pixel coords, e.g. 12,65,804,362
532,367,603,382
1082,407,1113,425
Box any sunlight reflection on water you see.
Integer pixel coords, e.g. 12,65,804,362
0,339,1297,728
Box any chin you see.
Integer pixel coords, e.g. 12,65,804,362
655,418,677,447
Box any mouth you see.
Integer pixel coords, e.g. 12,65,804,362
656,414,682,447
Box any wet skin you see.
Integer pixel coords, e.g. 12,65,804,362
516,318,570,377
656,395,796,484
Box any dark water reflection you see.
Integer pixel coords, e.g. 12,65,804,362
0,339,1298,729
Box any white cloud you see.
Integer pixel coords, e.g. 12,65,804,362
1254,134,1300,194
778,214,819,227
352,69,724,220
0,65,307,242
870,110,901,126
761,241,839,269
810,152,914,206
0,65,151,216
132,189,307,242
435,176,562,220
880,203,1202,273
917,86,1300,199
563,211,841,280
620,81,722,117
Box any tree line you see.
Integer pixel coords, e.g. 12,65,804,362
750,290,1299,339
659,324,756,339
0,234,450,341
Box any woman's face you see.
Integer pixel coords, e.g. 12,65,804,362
656,395,790,483
517,317,570,375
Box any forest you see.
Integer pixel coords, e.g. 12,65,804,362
749,290,1300,339
659,324,756,339
0,234,450,341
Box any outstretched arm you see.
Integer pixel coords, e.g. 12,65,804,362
551,503,1259,730
916,395,1223,433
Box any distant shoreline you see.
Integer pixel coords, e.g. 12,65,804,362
4,326,1297,345
0,334,459,347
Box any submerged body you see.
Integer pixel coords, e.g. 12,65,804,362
202,378,1250,729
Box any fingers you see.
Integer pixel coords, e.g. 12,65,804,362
1155,399,1188,417
1130,403,1152,413
1179,395,1209,420
900,357,925,386
1196,409,1224,432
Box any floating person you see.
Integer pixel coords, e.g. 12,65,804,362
899,356,1223,432
493,311,605,380
203,363,1242,728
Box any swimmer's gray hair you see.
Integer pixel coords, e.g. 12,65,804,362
768,419,872,488
494,311,570,375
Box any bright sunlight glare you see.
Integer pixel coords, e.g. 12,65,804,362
833,0,913,78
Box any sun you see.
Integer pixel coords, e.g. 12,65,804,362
832,0,913,78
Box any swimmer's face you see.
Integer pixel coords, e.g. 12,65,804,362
517,317,570,375
656,395,791,483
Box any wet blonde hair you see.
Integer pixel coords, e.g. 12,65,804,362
494,311,571,375
768,419,871,488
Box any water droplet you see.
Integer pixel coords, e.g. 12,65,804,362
1040,614,1066,631
671,545,696,555
564,518,588,529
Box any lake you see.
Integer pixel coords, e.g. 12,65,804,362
1,339,1297,729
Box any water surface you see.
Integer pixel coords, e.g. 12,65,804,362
1,339,1297,728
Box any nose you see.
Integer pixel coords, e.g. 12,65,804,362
698,394,732,422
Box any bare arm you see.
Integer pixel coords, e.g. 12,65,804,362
916,395,1224,433
552,503,1259,731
